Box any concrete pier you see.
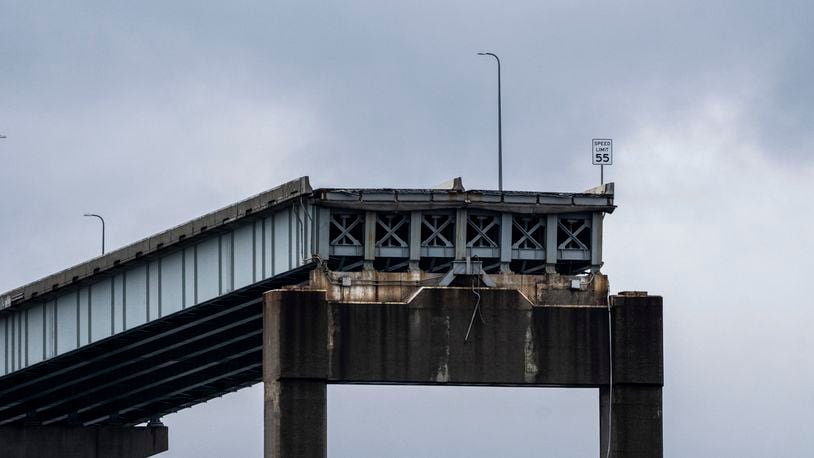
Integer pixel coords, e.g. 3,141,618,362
0,425,168,458
264,290,329,458
600,293,664,457
262,272,662,457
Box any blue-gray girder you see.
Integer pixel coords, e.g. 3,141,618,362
0,176,613,424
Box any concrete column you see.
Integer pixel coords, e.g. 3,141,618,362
264,290,328,458
599,293,663,458
600,385,663,458
265,380,326,458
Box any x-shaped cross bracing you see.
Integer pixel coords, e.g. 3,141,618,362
467,215,498,248
558,219,589,250
511,217,545,250
376,214,408,248
422,215,454,248
330,214,363,246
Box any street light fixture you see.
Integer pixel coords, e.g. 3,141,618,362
84,213,105,255
477,52,503,191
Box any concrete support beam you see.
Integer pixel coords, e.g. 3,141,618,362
0,425,168,458
327,289,609,385
263,285,662,457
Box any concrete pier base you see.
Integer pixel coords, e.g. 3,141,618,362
264,380,326,458
600,385,663,457
263,277,662,458
0,425,168,458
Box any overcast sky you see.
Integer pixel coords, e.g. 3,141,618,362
2,1,813,456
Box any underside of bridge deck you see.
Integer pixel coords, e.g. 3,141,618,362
0,264,313,429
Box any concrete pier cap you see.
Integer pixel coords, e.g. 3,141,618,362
0,425,168,458
263,267,662,457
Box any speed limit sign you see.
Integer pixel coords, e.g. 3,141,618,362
592,138,613,165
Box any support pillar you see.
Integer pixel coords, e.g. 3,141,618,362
599,292,663,458
265,380,326,458
263,290,328,458
600,385,663,458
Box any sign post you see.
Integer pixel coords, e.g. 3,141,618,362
592,138,613,185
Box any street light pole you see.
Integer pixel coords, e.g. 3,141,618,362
478,52,502,191
84,214,105,255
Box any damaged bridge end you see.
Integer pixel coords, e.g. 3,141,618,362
0,176,658,457
263,179,663,458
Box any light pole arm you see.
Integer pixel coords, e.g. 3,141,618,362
84,214,105,255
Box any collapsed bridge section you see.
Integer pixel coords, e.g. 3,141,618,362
0,176,647,458
0,177,614,381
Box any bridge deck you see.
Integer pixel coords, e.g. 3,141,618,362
0,177,614,425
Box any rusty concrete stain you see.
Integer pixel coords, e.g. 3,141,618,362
308,268,608,307
435,316,450,383
326,306,336,376
523,310,538,383
266,381,281,416
326,306,336,352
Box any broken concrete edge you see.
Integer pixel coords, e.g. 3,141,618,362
303,268,610,307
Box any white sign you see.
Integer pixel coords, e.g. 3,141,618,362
592,138,613,165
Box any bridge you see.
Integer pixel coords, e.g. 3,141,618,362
0,177,663,457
